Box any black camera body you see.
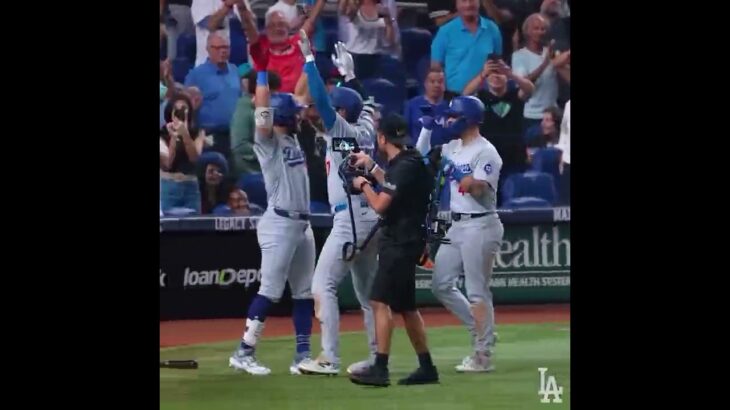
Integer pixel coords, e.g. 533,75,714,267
338,151,376,195
333,137,374,194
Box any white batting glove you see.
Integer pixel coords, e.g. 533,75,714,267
331,42,355,82
298,29,315,63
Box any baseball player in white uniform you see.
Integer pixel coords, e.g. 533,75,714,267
229,71,315,376
295,35,379,376
416,95,505,373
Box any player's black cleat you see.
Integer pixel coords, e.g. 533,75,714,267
397,366,440,385
349,365,390,387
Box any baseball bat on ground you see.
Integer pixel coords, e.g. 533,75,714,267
160,359,198,369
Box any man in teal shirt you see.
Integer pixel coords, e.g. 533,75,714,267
430,0,502,95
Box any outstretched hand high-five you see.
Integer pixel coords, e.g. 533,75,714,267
331,41,355,81
297,29,314,63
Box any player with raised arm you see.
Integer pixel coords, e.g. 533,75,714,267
416,95,505,373
295,30,381,376
228,69,315,376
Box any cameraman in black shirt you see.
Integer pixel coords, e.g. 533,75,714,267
347,113,439,387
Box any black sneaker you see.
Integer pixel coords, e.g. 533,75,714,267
397,366,440,385
349,365,390,387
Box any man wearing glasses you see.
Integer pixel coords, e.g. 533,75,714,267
184,32,241,159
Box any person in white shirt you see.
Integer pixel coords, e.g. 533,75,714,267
555,99,570,204
191,0,251,66
337,0,398,79
416,95,504,373
511,13,570,130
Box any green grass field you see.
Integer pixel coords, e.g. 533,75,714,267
160,323,570,410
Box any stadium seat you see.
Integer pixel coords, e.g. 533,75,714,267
310,201,330,214
363,78,403,117
176,33,197,62
414,55,431,94
530,147,562,193
172,58,193,83
228,18,249,66
501,171,558,205
315,52,336,81
375,55,407,90
400,28,432,75
238,173,268,208
523,124,542,146
503,196,552,209
320,16,339,54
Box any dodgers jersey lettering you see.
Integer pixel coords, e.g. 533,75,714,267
324,107,376,211
254,130,310,213
443,136,502,213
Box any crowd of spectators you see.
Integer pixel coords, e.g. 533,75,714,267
160,0,571,216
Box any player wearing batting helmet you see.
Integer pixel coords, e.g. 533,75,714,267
294,33,380,377
416,95,505,373
228,71,316,376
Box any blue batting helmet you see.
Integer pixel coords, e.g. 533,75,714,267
443,96,485,136
330,86,363,123
270,92,304,128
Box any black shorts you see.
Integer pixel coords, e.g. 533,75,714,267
370,236,426,313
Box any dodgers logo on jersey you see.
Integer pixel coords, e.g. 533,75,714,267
456,164,472,174
282,146,305,167
484,163,493,175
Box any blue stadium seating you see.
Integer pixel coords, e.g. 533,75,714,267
229,18,249,66
315,52,336,80
530,147,562,193
503,196,552,209
400,28,432,76
502,171,558,205
524,124,542,146
172,58,193,83
363,78,403,117
238,173,268,208
321,17,339,54
414,55,431,94
375,55,407,89
177,33,197,62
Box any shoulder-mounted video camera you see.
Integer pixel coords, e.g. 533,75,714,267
417,145,451,266
426,145,450,240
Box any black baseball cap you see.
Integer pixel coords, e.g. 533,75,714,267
378,113,409,145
